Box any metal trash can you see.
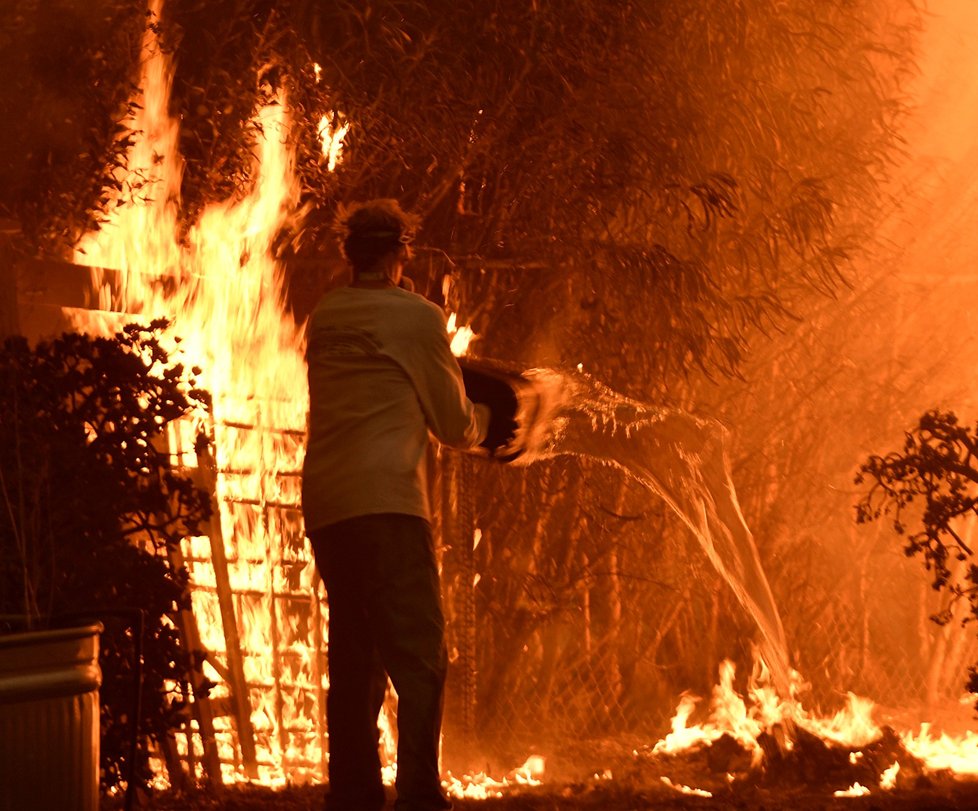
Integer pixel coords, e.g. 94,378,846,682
0,623,102,811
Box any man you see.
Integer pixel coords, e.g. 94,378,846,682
302,199,489,811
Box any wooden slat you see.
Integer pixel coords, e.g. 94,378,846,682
166,542,223,787
195,441,260,780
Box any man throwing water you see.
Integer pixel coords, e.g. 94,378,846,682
302,199,489,811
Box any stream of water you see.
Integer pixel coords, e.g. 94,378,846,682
510,367,792,698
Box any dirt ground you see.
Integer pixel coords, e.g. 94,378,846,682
108,780,978,810
106,726,978,810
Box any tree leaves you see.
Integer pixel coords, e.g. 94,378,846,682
0,1,144,249
856,410,978,642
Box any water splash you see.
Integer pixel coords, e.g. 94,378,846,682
510,368,792,698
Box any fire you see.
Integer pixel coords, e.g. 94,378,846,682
65,1,535,795
66,0,978,801
447,312,475,357
880,761,900,789
57,6,978,801
660,776,712,798
317,112,350,173
903,726,978,775
70,0,320,786
833,782,870,797
443,755,545,800
652,660,791,767
650,659,883,756
648,657,978,793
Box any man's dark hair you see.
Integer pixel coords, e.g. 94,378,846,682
337,199,420,274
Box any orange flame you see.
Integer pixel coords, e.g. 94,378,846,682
652,657,978,786
317,112,350,173
70,0,318,786
447,312,475,357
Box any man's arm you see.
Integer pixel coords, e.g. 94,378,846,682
407,304,489,449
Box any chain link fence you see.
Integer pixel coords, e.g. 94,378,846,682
439,451,978,767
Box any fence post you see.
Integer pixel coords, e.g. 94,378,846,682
440,451,479,751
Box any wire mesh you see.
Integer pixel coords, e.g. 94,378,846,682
441,454,978,764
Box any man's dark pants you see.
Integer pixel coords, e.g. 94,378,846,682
309,513,452,811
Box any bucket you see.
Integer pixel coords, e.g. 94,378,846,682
0,622,103,811
459,359,540,462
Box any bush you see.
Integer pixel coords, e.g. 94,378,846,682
0,321,210,793
856,410,978,703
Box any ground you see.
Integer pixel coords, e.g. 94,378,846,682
106,727,978,810
107,780,978,810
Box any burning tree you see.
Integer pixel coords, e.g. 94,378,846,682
2,0,917,382
277,0,917,388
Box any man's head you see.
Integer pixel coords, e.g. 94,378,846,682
337,199,420,281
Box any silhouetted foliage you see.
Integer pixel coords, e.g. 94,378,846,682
856,410,978,701
0,322,211,793
278,0,918,390
0,1,144,249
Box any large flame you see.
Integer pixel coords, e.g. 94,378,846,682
71,0,317,785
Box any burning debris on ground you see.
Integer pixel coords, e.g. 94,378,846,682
632,724,926,798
